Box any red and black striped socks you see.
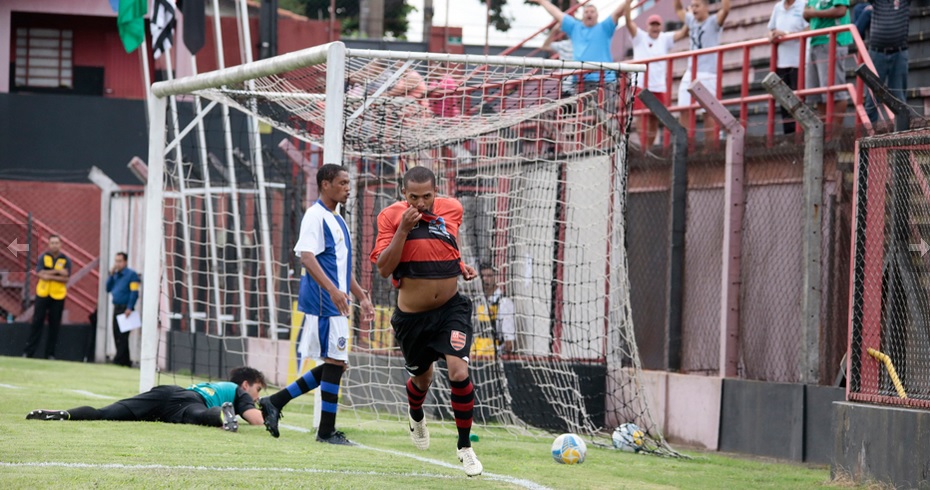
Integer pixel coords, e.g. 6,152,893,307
406,378,428,422
450,377,474,449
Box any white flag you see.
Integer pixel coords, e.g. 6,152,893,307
151,0,177,60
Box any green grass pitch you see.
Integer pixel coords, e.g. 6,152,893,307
0,356,845,489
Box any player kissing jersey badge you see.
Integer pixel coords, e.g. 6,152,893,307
450,330,467,351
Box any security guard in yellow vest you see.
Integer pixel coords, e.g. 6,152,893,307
473,265,515,357
23,235,71,359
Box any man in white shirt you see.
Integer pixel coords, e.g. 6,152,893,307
674,0,731,133
624,6,689,148
768,0,809,134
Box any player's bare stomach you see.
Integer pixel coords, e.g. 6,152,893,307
397,277,458,313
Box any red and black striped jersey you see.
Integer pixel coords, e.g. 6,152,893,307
370,197,465,287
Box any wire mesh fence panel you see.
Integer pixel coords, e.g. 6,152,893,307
680,171,725,376
850,129,930,408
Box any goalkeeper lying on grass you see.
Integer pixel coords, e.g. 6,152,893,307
25,366,267,432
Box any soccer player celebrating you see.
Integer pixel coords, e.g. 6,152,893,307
371,166,482,476
259,164,374,445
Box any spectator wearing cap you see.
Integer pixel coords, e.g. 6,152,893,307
768,0,809,135
624,4,689,149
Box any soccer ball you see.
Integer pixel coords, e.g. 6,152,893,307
551,433,587,464
612,423,646,453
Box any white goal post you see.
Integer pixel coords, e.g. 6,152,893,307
141,40,679,453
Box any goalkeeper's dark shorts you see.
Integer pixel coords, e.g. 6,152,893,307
117,385,206,423
391,293,474,376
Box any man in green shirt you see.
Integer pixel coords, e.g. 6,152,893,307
804,0,853,130
25,367,266,432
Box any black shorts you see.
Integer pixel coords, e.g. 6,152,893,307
392,293,473,376
117,385,205,423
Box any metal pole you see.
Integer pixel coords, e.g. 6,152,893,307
424,0,434,46
140,94,168,393
762,72,825,384
164,49,199,339
238,0,280,339
23,213,32,311
215,0,249,336
330,0,337,42
638,89,688,372
484,0,490,56
88,166,119,363
689,80,745,378
855,63,914,133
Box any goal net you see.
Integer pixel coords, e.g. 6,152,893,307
144,42,678,454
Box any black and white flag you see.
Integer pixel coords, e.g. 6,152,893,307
151,0,177,59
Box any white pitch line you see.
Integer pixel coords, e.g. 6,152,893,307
279,423,551,490
0,461,458,479
67,390,117,400
0,383,21,389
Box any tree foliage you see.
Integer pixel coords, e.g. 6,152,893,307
479,0,576,33
296,0,415,38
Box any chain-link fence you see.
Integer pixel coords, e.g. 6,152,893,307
625,116,853,384
849,128,930,407
0,180,101,326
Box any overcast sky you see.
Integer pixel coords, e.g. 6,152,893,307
403,0,626,48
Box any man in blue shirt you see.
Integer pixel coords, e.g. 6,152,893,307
258,164,374,445
106,252,140,367
531,0,626,85
26,367,267,432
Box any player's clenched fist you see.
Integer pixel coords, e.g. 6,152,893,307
399,206,422,233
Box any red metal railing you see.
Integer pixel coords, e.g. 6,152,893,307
630,24,879,145
0,194,98,316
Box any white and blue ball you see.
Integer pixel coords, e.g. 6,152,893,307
551,433,587,464
612,423,646,452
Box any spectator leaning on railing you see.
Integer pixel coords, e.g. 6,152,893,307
674,0,731,135
804,0,853,129
861,0,910,123
768,0,809,135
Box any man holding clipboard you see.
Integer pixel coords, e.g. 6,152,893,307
106,252,140,367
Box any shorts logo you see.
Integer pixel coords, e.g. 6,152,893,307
450,330,467,351
337,337,347,350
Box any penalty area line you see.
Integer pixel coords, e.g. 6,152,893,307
280,423,551,490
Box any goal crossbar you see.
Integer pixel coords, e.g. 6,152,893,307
152,41,645,98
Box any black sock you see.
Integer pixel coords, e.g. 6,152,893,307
66,406,102,420
406,378,428,423
318,363,343,437
270,364,324,410
450,378,474,449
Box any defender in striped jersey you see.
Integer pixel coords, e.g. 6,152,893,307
259,164,374,445
371,166,483,476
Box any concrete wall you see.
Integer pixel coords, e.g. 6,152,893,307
833,401,930,488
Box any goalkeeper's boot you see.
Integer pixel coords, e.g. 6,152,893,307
316,430,356,446
457,446,483,477
408,413,430,450
26,409,69,421
220,402,238,432
258,396,281,438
